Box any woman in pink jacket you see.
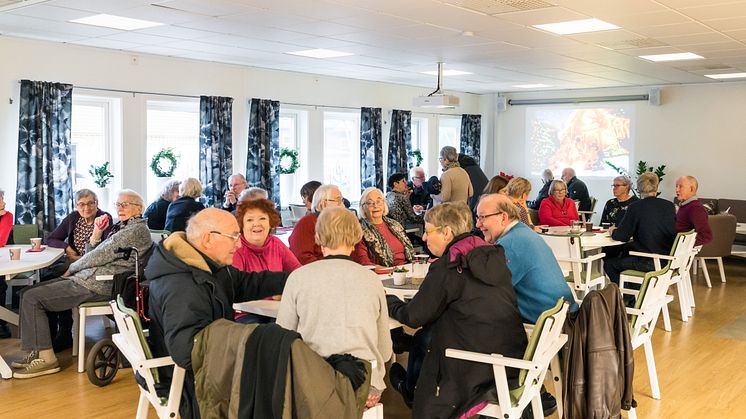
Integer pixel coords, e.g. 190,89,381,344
538,180,580,226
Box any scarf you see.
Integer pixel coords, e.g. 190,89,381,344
360,217,415,266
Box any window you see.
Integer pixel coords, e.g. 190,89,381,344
146,100,199,201
411,116,428,170
323,111,361,201
279,109,308,206
438,116,461,152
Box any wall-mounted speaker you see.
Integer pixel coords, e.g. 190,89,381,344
648,88,661,106
497,96,508,112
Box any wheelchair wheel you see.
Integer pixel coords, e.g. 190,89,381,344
86,338,120,387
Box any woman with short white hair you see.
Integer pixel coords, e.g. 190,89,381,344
164,177,205,232
288,184,345,264
601,175,638,226
352,187,414,267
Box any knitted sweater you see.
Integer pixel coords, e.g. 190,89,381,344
538,197,579,226
288,213,323,265
232,234,301,273
276,256,393,390
434,166,473,205
676,198,712,246
611,196,676,254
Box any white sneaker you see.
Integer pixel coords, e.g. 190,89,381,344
10,351,38,369
13,358,61,379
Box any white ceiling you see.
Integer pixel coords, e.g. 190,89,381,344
3,0,746,93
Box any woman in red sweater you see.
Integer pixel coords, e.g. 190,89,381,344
352,187,415,267
288,184,345,264
538,180,579,227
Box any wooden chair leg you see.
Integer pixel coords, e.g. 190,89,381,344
136,391,150,419
550,355,564,419
627,407,637,419
717,257,726,283
677,282,690,321
77,309,87,373
661,303,672,332
699,258,712,288
643,339,661,400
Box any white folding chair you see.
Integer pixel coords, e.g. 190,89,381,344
110,297,185,419
74,301,114,372
446,300,569,419
362,360,384,419
541,233,606,304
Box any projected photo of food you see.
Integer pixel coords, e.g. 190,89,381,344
526,106,633,177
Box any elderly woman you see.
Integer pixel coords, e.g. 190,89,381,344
144,179,180,230
232,198,300,273
288,184,344,264
0,189,13,338
353,187,415,267
538,180,579,226
386,173,422,226
601,176,638,226
506,177,535,228
300,180,322,212
386,202,527,417
277,206,393,409
483,175,509,195
433,146,473,205
13,189,152,378
164,177,205,232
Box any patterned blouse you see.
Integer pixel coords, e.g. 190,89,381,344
385,191,423,226
515,203,534,228
600,196,639,225
73,217,96,256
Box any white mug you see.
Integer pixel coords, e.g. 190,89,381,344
9,247,21,260
30,237,42,250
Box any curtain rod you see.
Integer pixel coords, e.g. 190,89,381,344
281,101,463,116
17,81,200,99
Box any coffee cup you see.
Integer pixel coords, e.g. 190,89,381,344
571,222,582,233
585,222,593,232
9,247,21,260
601,222,612,230
30,237,42,250
393,271,407,286
539,225,549,233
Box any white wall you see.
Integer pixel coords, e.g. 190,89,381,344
0,36,484,214
493,83,746,221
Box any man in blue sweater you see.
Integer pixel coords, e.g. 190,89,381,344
476,193,577,324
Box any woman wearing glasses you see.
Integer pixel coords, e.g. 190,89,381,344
352,187,415,267
601,176,638,226
164,177,205,232
13,189,152,379
538,179,580,226
289,184,345,264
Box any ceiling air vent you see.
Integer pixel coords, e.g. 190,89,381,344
447,0,554,15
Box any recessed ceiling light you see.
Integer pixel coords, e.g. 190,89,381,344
638,52,704,62
285,49,353,59
513,84,552,88
704,72,746,79
533,18,619,35
421,70,472,76
70,14,163,31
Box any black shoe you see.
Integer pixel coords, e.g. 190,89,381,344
0,323,11,339
389,362,413,408
52,334,73,353
540,391,558,417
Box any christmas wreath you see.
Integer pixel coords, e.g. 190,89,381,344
150,148,178,177
279,148,300,174
409,149,423,167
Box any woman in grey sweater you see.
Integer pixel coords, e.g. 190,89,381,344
13,189,152,379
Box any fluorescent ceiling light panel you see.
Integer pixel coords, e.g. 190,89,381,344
70,14,163,30
533,18,619,35
285,49,353,58
704,72,746,79
513,84,552,88
421,70,472,76
638,52,704,62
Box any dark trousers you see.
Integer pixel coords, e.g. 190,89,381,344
402,327,433,398
604,256,655,285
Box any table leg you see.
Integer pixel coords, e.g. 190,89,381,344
0,306,19,325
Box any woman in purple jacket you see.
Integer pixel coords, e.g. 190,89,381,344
44,189,112,351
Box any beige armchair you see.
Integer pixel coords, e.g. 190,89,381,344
695,213,737,287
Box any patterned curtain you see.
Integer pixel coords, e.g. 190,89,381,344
460,114,482,162
360,107,383,191
199,96,233,207
246,98,280,207
387,109,412,181
15,80,74,232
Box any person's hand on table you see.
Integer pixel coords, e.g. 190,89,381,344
607,226,616,236
65,246,81,262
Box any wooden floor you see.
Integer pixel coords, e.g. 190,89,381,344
2,257,746,418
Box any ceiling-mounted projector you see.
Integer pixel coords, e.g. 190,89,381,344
414,62,459,109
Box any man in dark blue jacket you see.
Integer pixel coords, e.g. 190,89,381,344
562,168,592,212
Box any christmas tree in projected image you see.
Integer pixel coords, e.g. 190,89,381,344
530,120,558,172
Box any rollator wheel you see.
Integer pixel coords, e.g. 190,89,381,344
86,338,120,387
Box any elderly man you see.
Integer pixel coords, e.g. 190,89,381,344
605,173,677,285
147,208,288,418
476,193,577,324
562,168,591,212
222,173,249,212
675,175,712,246
529,168,553,210
408,167,430,209
433,146,473,205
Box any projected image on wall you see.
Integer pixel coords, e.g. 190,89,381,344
526,106,633,177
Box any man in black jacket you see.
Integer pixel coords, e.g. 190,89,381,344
562,167,592,211
458,154,488,212
147,208,288,419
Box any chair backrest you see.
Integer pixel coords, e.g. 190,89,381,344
528,208,539,225
668,230,696,271
13,224,39,245
111,297,158,379
149,229,169,243
589,196,597,212
698,214,737,257
540,233,583,275
629,265,673,340
289,204,307,221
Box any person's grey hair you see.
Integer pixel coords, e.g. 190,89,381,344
542,169,553,182
479,193,521,221
160,180,181,200
614,176,632,192
238,187,268,201
410,167,425,178
180,177,203,199
549,180,567,195
424,202,473,236
358,187,389,220
74,188,97,203
315,206,362,249
563,167,576,178
507,177,532,198
637,172,659,195
311,184,341,213
118,189,145,213
229,173,248,186
683,175,699,192
440,146,458,162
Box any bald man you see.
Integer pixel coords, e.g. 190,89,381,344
223,173,249,212
675,175,712,246
562,168,591,212
146,208,288,418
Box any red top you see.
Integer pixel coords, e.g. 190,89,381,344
352,222,407,266
676,200,713,246
0,211,12,247
232,234,301,273
538,197,579,226
288,213,323,265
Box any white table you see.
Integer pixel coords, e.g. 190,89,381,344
736,223,746,235
580,231,626,251
0,245,64,379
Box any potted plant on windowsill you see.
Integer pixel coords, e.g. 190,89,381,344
150,148,179,199
89,162,113,209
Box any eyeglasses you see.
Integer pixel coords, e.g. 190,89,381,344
423,226,442,235
612,184,626,188
115,202,140,209
476,212,503,223
210,231,240,241
324,197,343,204
364,199,385,207
413,176,425,180
553,189,567,193
438,157,445,161
76,201,97,208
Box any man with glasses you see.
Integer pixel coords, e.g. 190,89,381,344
289,184,345,264
222,173,249,212
147,208,289,419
